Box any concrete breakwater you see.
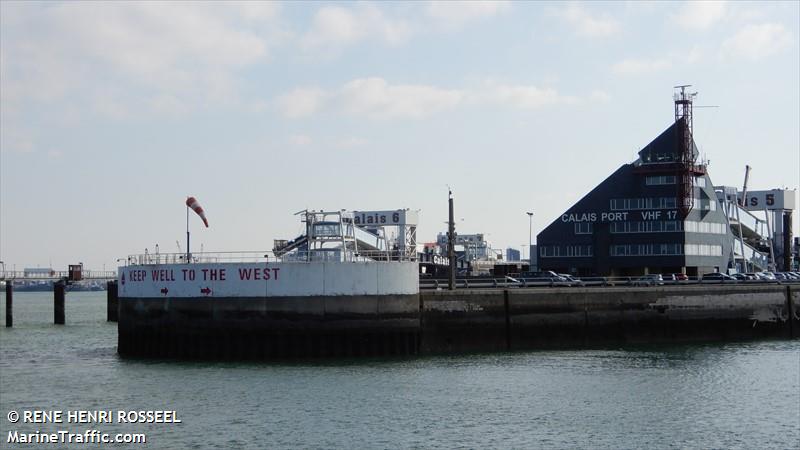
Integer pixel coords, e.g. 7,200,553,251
118,284,798,359
421,284,798,354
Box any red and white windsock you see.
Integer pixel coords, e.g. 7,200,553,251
186,196,209,227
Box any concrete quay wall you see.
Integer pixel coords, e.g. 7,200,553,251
118,294,420,359
118,285,798,359
420,285,798,353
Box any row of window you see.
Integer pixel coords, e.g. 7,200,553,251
611,220,682,233
684,221,726,234
541,245,593,258
610,244,684,256
574,220,728,235
643,176,706,187
610,196,718,212
610,197,677,210
540,243,722,258
684,244,723,256
645,175,676,185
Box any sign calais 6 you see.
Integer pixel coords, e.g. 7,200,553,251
353,210,407,225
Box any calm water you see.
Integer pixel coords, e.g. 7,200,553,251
1,291,798,449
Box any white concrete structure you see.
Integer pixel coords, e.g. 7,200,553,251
119,261,419,298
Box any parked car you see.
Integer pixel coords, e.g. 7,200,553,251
731,273,749,281
701,272,736,282
558,274,585,287
667,273,689,281
632,274,664,286
520,271,566,281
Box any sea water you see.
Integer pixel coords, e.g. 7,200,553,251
1,292,798,449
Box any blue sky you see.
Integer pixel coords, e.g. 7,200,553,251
1,1,798,271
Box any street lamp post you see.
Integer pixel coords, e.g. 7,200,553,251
526,211,533,262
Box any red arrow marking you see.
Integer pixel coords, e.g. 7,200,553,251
160,287,169,295
200,287,212,296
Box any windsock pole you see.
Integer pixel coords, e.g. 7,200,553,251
186,205,191,263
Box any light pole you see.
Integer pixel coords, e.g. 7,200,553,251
526,211,533,262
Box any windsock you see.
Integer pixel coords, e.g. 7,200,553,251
186,196,209,227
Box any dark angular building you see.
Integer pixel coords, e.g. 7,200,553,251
537,91,733,277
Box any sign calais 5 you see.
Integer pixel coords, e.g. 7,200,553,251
739,190,796,211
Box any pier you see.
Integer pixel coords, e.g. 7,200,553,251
1,267,116,326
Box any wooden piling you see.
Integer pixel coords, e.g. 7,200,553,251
54,280,65,325
5,283,12,328
107,281,118,322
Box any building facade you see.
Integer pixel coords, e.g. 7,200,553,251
537,118,733,277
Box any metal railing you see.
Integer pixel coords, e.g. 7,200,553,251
124,250,417,266
419,275,800,290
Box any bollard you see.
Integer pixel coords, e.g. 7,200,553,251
5,283,12,328
107,281,118,322
54,280,65,325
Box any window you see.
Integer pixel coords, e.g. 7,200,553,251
611,243,684,256
646,175,676,185
610,221,683,234
685,244,722,256
540,246,561,258
685,221,727,235
566,245,593,257
574,222,593,234
695,177,707,188
610,245,629,256
700,200,717,211
658,197,677,208
610,197,678,210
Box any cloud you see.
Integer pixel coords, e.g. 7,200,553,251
469,82,564,108
302,4,412,51
721,23,792,60
589,90,612,103
426,1,510,29
558,4,620,38
276,77,605,119
335,137,368,149
671,1,726,30
612,58,672,75
276,88,328,118
338,78,463,119
0,2,279,118
288,135,313,146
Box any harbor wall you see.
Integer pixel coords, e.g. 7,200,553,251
420,285,798,353
118,283,798,359
118,261,420,358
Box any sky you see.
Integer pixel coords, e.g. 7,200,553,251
1,1,798,272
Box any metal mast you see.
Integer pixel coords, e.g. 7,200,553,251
674,85,697,217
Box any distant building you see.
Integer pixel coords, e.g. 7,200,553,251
436,232,493,261
506,248,520,261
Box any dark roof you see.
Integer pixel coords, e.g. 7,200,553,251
637,118,699,162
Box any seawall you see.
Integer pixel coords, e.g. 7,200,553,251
118,284,798,359
421,284,798,353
